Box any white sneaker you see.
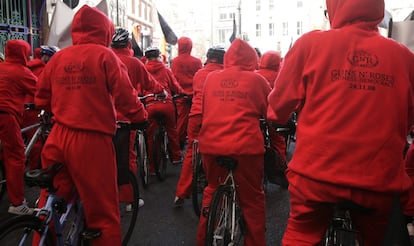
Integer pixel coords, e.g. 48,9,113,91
138,198,144,208
8,200,34,215
174,196,185,207
125,199,144,212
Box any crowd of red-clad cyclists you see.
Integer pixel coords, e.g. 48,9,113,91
1,0,414,245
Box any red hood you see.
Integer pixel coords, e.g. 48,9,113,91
178,37,192,55
71,5,114,46
145,60,166,74
259,51,281,70
326,0,384,29
5,40,31,66
224,39,258,71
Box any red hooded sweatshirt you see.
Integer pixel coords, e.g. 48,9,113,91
111,47,164,95
145,59,185,103
189,62,223,117
35,5,147,136
0,40,37,123
171,37,202,94
267,0,414,193
256,50,281,88
199,39,271,155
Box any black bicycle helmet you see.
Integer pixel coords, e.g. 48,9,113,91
40,45,60,57
144,47,160,59
206,46,225,64
111,28,130,48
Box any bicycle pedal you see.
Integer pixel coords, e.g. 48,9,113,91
81,229,102,241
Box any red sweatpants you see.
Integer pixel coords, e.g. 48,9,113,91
119,131,137,203
196,154,266,246
146,102,182,172
38,123,122,246
175,115,201,198
283,170,395,246
175,99,191,144
0,113,26,205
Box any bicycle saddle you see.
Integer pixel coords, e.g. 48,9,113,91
24,163,63,189
216,156,238,170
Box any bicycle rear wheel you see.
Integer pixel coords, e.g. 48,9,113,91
206,185,245,246
118,170,139,246
153,127,168,181
136,131,149,188
192,149,206,217
0,215,54,245
0,161,6,200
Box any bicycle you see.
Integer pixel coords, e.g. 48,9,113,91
322,201,370,246
191,139,207,217
0,163,99,246
205,156,245,246
139,93,171,182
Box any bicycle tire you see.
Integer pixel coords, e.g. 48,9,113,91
206,185,245,246
153,127,168,181
136,131,149,188
119,170,139,246
191,151,206,217
0,161,6,200
0,215,54,245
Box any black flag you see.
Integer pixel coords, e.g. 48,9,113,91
131,31,143,58
158,11,178,45
229,16,236,43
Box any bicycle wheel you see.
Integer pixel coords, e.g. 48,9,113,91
0,215,54,245
206,185,245,246
153,127,168,181
192,150,207,217
136,131,149,188
118,170,139,246
0,161,6,200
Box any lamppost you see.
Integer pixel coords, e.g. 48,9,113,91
238,0,241,37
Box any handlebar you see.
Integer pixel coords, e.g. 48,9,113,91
172,93,191,100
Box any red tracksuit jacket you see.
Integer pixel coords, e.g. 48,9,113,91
267,0,414,194
255,50,281,88
0,40,37,123
199,39,271,156
36,8,147,135
190,62,224,117
171,37,202,95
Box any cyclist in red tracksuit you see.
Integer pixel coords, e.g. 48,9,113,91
267,0,414,244
0,39,37,215
35,5,147,246
197,39,270,246
24,46,60,171
255,50,287,163
144,47,185,172
174,47,225,206
111,28,165,207
171,37,202,147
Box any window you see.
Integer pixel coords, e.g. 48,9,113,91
219,13,227,20
256,0,261,11
256,23,261,37
229,13,235,20
269,0,274,10
296,21,302,35
282,22,288,36
269,23,274,36
219,29,226,43
297,1,303,8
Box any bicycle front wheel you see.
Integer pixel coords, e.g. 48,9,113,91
206,185,245,246
153,127,168,181
136,131,149,188
0,215,54,246
192,150,206,217
118,170,140,246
